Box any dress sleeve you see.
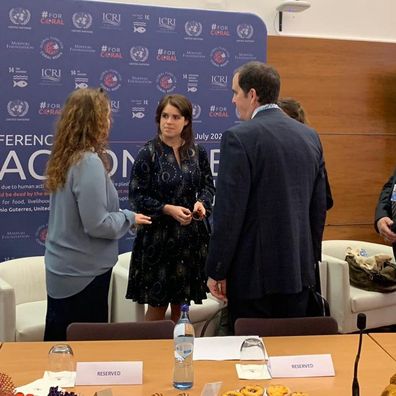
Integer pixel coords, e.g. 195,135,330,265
197,145,215,215
129,144,165,216
72,154,134,240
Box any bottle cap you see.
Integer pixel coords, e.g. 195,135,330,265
181,304,190,312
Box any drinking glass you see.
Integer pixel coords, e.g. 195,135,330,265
239,338,267,378
46,344,76,385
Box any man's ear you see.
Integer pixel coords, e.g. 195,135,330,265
250,88,258,103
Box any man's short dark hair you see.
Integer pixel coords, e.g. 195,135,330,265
235,62,280,105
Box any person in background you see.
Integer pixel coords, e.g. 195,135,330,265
278,97,308,124
44,88,151,341
127,94,215,322
278,97,333,210
375,170,396,257
206,62,328,331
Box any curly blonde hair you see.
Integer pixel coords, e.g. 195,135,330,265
45,88,111,192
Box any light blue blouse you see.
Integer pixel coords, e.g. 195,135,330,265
45,152,134,298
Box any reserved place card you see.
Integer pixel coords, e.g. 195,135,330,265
268,354,335,378
75,361,143,385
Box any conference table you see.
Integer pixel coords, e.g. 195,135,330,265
369,332,396,361
1,335,395,396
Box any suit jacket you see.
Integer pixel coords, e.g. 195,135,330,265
206,108,327,300
374,169,396,232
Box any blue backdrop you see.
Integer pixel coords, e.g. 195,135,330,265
0,0,266,261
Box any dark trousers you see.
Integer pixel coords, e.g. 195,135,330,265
44,268,112,341
228,288,310,334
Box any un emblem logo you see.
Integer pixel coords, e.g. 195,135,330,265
9,8,31,25
7,100,29,117
237,24,254,39
130,46,149,62
185,21,202,37
72,12,93,29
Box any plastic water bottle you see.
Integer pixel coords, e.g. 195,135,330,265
173,304,194,390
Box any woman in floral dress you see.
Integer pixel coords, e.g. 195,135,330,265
127,94,215,321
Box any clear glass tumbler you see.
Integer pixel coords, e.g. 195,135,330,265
47,344,76,385
239,337,267,378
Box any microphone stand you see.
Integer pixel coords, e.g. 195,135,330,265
352,313,366,396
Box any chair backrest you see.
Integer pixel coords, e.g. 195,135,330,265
234,316,339,337
116,251,132,270
110,252,145,323
322,240,395,261
66,320,175,341
0,256,46,304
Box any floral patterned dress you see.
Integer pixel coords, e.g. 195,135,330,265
126,137,215,306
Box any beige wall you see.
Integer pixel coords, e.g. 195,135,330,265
89,0,396,42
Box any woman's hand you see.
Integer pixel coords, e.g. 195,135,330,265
193,201,206,220
163,204,192,225
134,213,152,225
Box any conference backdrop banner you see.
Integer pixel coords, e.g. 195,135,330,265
0,0,267,261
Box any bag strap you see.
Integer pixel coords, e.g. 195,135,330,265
314,261,322,294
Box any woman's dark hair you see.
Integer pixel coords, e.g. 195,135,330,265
155,94,194,159
278,97,308,124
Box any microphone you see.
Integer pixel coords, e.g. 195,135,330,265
352,313,366,396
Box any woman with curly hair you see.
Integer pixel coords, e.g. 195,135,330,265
44,88,151,341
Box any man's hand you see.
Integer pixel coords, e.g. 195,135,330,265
207,277,227,302
377,217,396,243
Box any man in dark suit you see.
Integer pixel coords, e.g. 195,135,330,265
206,62,328,330
375,170,396,256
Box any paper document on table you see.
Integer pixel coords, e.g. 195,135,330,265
194,336,268,361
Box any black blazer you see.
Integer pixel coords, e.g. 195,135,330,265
206,108,327,300
374,169,396,232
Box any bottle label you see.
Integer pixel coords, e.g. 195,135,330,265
175,336,194,361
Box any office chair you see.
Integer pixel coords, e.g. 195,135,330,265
234,316,339,337
66,320,175,341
